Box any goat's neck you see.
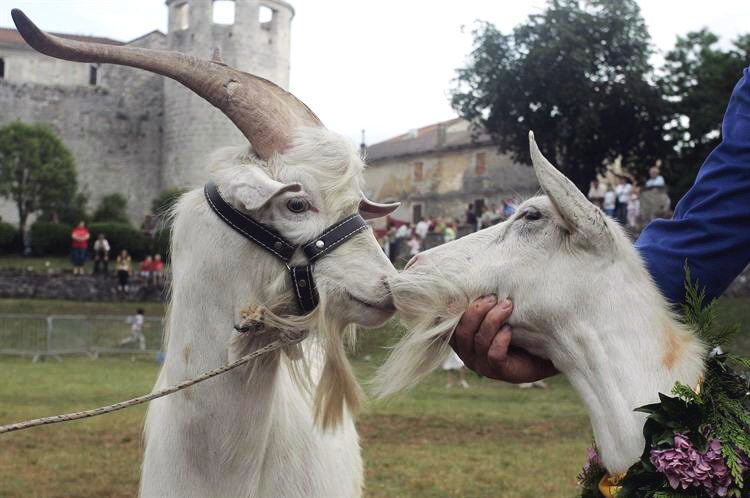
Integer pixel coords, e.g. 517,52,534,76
542,294,705,473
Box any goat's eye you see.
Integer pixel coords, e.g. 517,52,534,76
286,198,311,213
523,209,542,221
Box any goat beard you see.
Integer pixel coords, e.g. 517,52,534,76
372,266,475,398
230,289,363,432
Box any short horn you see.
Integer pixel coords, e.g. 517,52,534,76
11,8,322,160
528,131,612,246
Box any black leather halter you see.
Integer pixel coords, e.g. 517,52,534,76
204,182,369,313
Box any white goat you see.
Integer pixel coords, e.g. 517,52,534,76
375,132,706,475
13,10,399,498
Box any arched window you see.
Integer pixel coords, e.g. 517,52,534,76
0,58,5,79
213,0,235,25
175,2,189,30
259,5,274,30
89,65,98,86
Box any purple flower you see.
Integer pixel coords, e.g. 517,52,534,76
650,434,740,497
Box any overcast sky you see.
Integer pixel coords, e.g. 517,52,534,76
0,0,748,145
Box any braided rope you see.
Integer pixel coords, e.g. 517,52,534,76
0,333,304,435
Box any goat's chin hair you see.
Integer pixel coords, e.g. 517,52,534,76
372,268,471,398
229,284,362,432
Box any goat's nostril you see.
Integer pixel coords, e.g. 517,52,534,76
405,255,420,270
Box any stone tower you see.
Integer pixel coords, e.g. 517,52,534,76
162,0,293,189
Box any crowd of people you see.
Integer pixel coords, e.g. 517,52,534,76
587,166,668,228
378,199,518,265
69,221,165,292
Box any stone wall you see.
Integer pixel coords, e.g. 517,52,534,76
0,270,166,301
161,0,294,190
0,59,164,224
0,46,92,87
364,144,539,223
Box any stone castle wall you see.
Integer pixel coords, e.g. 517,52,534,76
0,1,294,224
0,51,165,223
161,0,294,190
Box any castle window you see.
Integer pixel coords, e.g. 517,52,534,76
413,161,424,181
0,58,4,79
259,5,275,30
475,151,487,176
175,2,189,30
89,65,98,86
213,0,235,25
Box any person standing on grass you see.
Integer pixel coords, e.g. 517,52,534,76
120,308,146,350
151,254,165,285
92,233,110,275
442,349,469,389
115,249,132,292
70,221,90,275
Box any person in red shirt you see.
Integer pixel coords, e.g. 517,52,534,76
70,221,90,275
139,255,154,279
151,253,165,285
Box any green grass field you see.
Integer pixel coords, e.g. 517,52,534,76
0,297,749,498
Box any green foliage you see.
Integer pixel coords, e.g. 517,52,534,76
29,222,72,256
451,0,669,189
87,222,148,258
151,188,187,217
92,193,129,223
0,221,18,253
657,30,750,200
0,122,77,230
37,192,89,225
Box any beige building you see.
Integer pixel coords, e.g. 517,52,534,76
363,118,539,224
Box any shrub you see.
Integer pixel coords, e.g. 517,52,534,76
88,222,149,259
0,221,17,253
30,222,71,256
93,194,129,223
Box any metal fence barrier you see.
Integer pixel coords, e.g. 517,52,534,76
0,314,164,361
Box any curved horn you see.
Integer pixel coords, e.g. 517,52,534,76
11,9,322,160
358,194,400,220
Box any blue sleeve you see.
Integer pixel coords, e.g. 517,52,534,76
635,67,750,305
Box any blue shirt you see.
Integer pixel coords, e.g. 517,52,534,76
635,67,750,305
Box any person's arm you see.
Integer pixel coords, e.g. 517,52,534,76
635,67,750,305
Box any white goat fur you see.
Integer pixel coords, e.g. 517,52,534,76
140,128,396,498
375,134,706,474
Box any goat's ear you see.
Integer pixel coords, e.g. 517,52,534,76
528,131,613,247
359,194,400,220
225,167,302,212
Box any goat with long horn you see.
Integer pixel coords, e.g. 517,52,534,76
12,10,399,498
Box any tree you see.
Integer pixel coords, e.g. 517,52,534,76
93,193,129,223
657,30,750,199
0,122,77,233
451,0,669,189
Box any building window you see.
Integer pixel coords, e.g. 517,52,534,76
475,151,487,176
176,2,189,30
413,161,424,181
0,58,4,79
259,5,275,30
213,0,235,25
89,65,98,86
412,204,423,224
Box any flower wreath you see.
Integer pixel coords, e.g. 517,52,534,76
578,268,750,498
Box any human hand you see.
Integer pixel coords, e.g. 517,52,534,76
450,296,558,383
